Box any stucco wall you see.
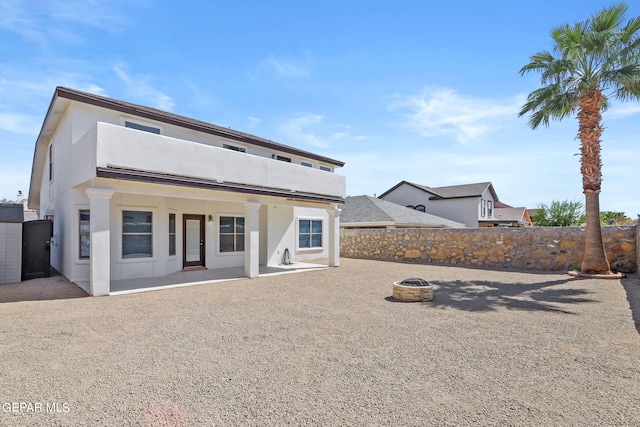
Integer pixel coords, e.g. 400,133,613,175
341,225,638,273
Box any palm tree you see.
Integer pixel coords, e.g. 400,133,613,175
519,2,640,275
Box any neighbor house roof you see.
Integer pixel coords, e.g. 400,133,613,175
0,203,24,223
340,196,466,228
379,180,499,201
480,207,532,226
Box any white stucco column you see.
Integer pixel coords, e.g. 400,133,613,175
86,188,114,296
244,202,262,278
327,207,341,267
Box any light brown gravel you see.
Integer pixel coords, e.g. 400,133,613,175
1,258,639,426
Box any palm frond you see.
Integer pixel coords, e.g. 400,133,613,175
552,23,585,58
589,3,627,33
620,16,640,43
619,36,640,56
519,83,578,128
520,2,640,128
519,51,555,75
615,80,640,101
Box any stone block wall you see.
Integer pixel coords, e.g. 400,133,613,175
340,225,638,273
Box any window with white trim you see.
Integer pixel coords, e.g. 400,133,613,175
273,154,291,162
169,213,176,256
487,200,493,218
125,121,160,134
319,166,331,172
49,144,53,181
219,216,245,252
122,210,153,258
299,219,323,248
79,210,90,259
301,161,313,167
223,143,246,153
481,199,487,217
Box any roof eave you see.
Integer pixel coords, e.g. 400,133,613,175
96,166,344,204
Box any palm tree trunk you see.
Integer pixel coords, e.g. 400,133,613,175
581,192,611,273
578,88,612,274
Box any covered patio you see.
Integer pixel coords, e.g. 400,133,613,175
106,260,329,295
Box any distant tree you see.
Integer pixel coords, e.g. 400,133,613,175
533,200,585,226
599,211,633,225
0,197,12,203
519,3,640,275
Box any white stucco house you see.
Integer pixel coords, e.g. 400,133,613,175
379,181,499,228
28,87,345,295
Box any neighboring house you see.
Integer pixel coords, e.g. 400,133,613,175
28,87,345,296
379,181,499,228
493,201,533,227
16,191,38,222
0,203,23,284
340,196,466,229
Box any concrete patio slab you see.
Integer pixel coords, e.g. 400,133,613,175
108,262,330,294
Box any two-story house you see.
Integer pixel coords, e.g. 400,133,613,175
378,181,498,228
28,87,345,295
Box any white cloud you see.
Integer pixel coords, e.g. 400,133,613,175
264,54,312,79
247,116,262,128
389,87,523,144
49,0,126,32
114,65,175,111
280,113,369,149
606,102,640,118
75,83,108,96
281,113,327,147
0,0,126,46
0,112,40,134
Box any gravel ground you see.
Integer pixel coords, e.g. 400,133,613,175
1,258,639,426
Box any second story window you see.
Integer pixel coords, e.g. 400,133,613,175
301,162,313,167
481,199,487,217
273,155,291,163
223,143,246,153
125,121,160,134
48,144,53,181
319,166,331,172
487,200,493,218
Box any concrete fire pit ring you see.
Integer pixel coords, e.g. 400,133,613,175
392,278,433,302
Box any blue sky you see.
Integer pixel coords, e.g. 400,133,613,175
1,0,639,216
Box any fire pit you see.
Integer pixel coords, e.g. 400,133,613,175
392,278,433,302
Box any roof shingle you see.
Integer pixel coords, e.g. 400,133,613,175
0,204,24,223
341,196,466,228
